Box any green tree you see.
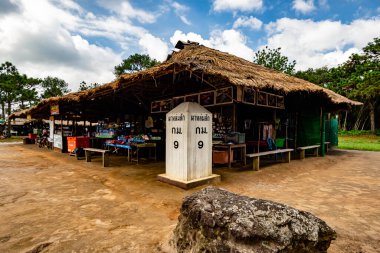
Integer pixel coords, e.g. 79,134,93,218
0,62,19,135
253,46,296,75
340,38,380,133
78,81,99,91
295,37,380,132
0,62,39,135
40,76,70,99
17,75,41,109
114,53,160,76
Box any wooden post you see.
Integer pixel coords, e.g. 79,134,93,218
285,151,291,163
85,150,91,162
300,150,305,160
273,109,277,140
285,122,288,148
253,157,260,171
232,104,236,132
103,152,110,167
294,113,298,149
320,107,326,157
257,123,261,153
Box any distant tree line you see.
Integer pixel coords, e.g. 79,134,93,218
0,62,71,136
253,37,380,133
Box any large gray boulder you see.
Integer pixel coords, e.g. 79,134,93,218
172,187,336,253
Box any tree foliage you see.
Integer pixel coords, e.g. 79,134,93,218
114,53,160,76
40,76,70,99
296,37,380,132
78,81,99,91
339,38,380,132
0,61,40,135
253,46,296,75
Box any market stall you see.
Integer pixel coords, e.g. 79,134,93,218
9,41,360,169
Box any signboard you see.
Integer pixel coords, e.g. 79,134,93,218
199,91,215,107
150,86,233,113
172,96,185,107
53,134,62,149
244,89,285,109
243,87,256,105
185,94,199,103
160,99,171,112
27,114,32,120
50,104,59,115
49,120,54,142
215,87,233,104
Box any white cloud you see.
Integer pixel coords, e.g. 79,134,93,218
54,0,83,13
0,0,171,90
318,0,329,10
233,16,263,30
170,30,212,47
170,29,255,61
138,34,170,61
171,1,191,25
212,0,263,12
264,17,380,70
96,0,158,23
292,0,315,14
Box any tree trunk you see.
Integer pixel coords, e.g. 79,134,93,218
369,101,376,133
343,111,348,131
1,101,5,119
7,100,11,137
361,116,368,130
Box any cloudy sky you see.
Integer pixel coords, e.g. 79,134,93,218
1,0,379,91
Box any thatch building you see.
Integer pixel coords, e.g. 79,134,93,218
11,42,360,156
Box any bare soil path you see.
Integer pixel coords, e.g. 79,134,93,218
0,144,379,252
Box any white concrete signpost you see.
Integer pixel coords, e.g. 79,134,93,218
158,102,220,189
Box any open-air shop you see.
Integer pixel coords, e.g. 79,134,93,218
10,42,360,169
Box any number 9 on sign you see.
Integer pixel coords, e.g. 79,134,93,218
174,141,179,149
198,141,203,149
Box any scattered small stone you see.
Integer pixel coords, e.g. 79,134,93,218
0,235,11,243
26,242,53,253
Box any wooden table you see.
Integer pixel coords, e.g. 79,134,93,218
84,148,110,167
130,143,157,164
213,143,246,168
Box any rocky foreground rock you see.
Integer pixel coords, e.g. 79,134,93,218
172,187,336,253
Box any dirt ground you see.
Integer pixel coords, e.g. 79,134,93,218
0,143,379,253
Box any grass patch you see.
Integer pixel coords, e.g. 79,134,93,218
0,136,24,143
338,134,380,151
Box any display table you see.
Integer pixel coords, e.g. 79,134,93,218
212,143,246,168
84,148,110,167
130,143,157,164
105,143,132,161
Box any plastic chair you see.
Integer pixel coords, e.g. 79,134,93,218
275,138,286,160
275,138,285,149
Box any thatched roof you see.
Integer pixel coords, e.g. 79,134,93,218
10,43,360,119
163,44,361,105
